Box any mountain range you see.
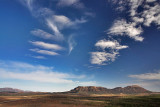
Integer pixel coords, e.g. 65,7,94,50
0,85,152,94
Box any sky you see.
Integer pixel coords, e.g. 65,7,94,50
0,0,160,92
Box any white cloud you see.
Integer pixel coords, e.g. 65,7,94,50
110,0,160,29
57,0,85,9
0,70,73,84
0,61,89,84
68,35,77,54
108,0,160,45
50,15,87,29
19,0,88,57
108,19,144,41
0,60,53,71
90,52,119,65
57,0,79,6
129,72,160,80
36,8,54,17
132,17,144,24
142,3,160,27
31,56,46,59
46,18,64,41
30,48,59,56
29,41,64,51
91,0,160,65
146,0,156,3
53,15,73,28
95,39,128,50
46,15,87,41
129,0,144,17
31,29,59,41
91,39,128,65
128,70,160,92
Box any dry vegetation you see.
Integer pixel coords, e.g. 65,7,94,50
0,93,160,107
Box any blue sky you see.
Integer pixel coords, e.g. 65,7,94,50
0,0,160,92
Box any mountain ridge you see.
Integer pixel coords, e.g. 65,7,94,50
69,85,152,94
0,87,26,93
0,85,152,94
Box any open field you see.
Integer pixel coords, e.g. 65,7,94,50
0,93,160,107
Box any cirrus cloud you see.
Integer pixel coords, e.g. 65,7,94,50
0,60,95,85
29,41,64,51
30,48,59,56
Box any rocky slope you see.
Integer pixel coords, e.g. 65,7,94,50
69,85,151,94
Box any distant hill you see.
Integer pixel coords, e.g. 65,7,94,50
0,85,152,94
0,88,25,93
0,88,51,96
69,85,151,94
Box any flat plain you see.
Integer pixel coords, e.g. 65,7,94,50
0,93,160,107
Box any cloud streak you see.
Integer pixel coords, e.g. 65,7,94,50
129,72,160,80
0,61,94,85
57,0,85,9
31,56,46,59
68,35,77,54
31,29,60,41
30,48,59,56
128,70,160,91
19,0,88,57
29,41,64,51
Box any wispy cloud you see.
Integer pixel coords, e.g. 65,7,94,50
30,48,59,56
129,72,160,80
57,0,79,7
19,0,89,58
31,56,46,59
57,0,85,9
19,0,35,11
31,29,60,41
46,18,64,41
45,15,86,41
0,61,93,85
29,41,64,51
68,35,77,54
146,0,156,3
128,70,160,91
0,70,73,83
47,15,87,29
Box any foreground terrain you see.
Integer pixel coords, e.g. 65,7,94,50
0,93,160,107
